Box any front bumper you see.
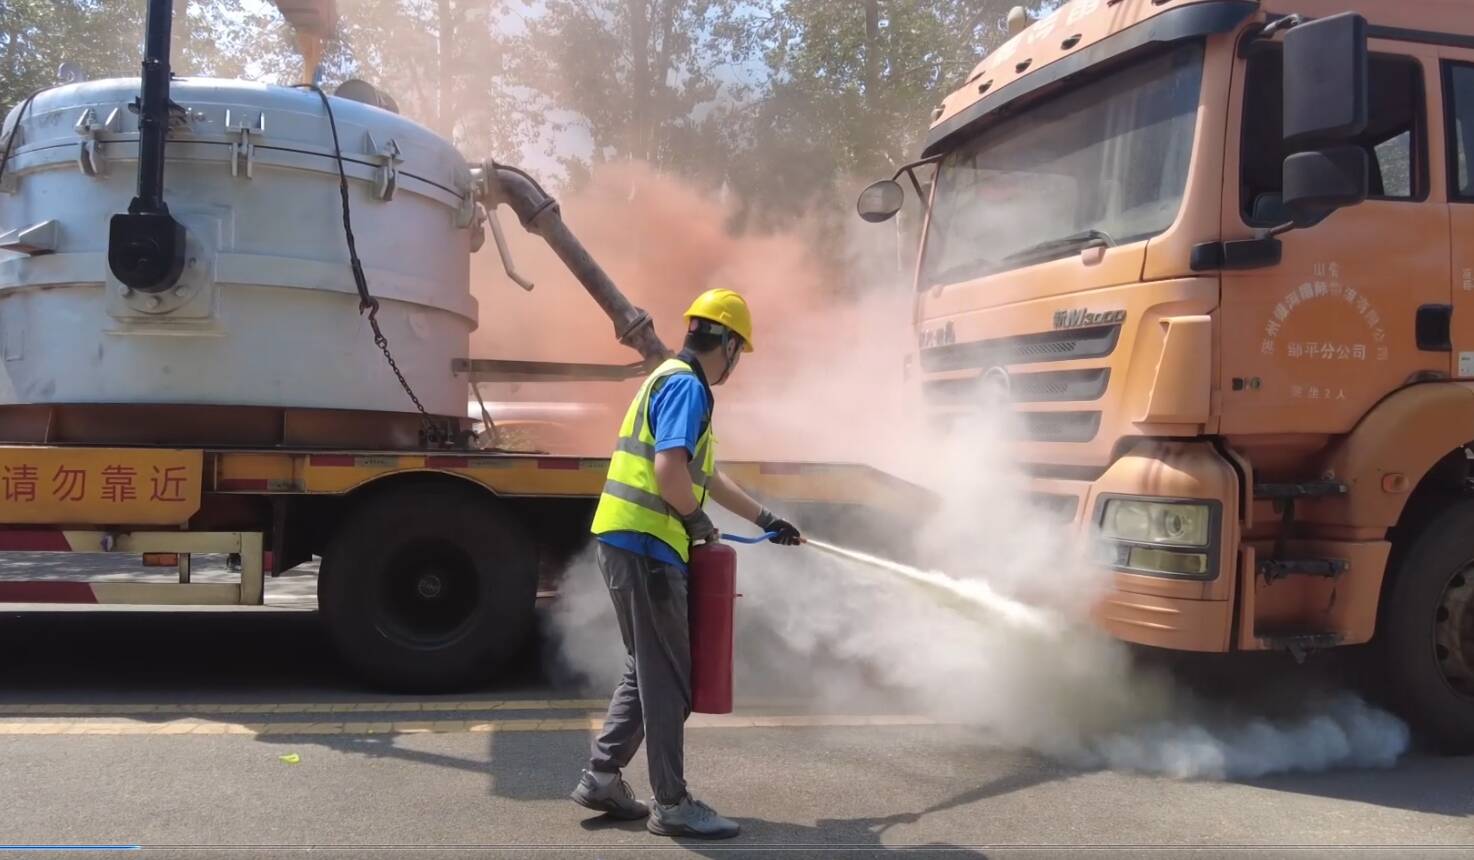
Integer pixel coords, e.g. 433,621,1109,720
1035,439,1243,652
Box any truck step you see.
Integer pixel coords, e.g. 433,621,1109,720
1253,481,1348,500
1258,557,1349,582
1256,630,1344,662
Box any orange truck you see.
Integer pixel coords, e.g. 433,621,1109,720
861,0,1474,752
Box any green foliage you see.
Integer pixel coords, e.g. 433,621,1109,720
767,1,1042,175
330,0,519,156
727,1,1052,217
1,0,1056,217
499,0,753,182
0,0,278,110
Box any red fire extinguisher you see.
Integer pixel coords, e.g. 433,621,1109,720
689,541,739,715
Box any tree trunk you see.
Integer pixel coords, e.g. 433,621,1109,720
627,0,651,160
438,0,453,136
3,16,20,88
648,0,679,165
172,0,190,73
863,0,879,102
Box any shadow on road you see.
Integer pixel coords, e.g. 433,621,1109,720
0,606,612,811
574,811,992,858
694,768,1054,857
0,608,555,701
668,812,992,858
0,604,1469,833
484,721,595,802
0,610,352,699
256,731,494,775
570,761,1054,856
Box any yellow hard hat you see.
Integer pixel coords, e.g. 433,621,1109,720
683,288,754,352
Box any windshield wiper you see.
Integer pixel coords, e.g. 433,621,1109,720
923,229,1115,287
928,257,1000,286
1002,229,1116,264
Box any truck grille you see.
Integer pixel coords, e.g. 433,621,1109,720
925,368,1110,404
919,325,1120,373
1018,411,1101,443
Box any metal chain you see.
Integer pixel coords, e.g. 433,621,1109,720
300,84,444,446
368,308,434,428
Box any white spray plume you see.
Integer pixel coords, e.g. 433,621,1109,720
538,166,1410,780
549,505,1410,780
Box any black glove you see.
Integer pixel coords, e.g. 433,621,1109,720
756,508,803,546
681,508,720,543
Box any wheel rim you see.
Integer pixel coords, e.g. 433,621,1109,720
1435,564,1474,699
374,540,480,649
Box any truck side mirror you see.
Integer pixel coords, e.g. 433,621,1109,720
1282,146,1369,227
1283,13,1368,145
1275,13,1370,231
856,179,904,223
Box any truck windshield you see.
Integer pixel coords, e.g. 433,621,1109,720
921,41,1205,286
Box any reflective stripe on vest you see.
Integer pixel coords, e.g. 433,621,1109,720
590,358,716,563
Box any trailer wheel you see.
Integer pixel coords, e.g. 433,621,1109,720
319,484,537,692
1380,498,1474,754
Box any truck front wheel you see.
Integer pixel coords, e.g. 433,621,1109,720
319,484,537,692
1381,498,1474,754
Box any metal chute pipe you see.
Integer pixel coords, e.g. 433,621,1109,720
107,0,188,294
132,0,175,216
485,164,670,364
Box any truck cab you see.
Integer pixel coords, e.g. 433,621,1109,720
864,0,1474,752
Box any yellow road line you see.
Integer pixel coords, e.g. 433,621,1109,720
0,697,834,717
0,713,935,737
0,699,612,717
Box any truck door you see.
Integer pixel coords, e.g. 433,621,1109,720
1219,41,1450,435
1442,53,1474,374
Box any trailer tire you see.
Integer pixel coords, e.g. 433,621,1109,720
1379,498,1474,754
319,484,537,692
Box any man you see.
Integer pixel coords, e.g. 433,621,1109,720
570,288,803,839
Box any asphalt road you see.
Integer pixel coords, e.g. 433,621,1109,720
0,557,1469,858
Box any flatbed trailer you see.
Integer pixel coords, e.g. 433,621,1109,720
0,412,918,690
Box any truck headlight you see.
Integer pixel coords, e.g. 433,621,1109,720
1100,499,1211,547
1095,497,1218,578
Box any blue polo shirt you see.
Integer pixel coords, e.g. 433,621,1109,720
597,371,711,571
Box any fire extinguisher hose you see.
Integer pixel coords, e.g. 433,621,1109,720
718,532,778,544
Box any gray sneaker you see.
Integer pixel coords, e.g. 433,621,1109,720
647,795,740,839
570,770,649,820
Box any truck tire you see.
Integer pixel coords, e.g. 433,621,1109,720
1379,498,1474,754
319,483,537,692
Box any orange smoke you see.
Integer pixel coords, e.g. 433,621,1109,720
471,162,919,469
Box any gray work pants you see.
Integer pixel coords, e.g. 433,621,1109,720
588,541,692,805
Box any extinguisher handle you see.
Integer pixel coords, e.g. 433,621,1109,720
721,531,779,544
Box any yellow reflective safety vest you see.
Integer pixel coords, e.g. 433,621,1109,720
590,357,716,563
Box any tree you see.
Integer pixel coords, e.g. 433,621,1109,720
233,0,525,162
3,0,1049,206
0,0,283,111
724,0,1049,219
775,1,1033,171
330,0,517,150
0,0,523,165
500,0,757,183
